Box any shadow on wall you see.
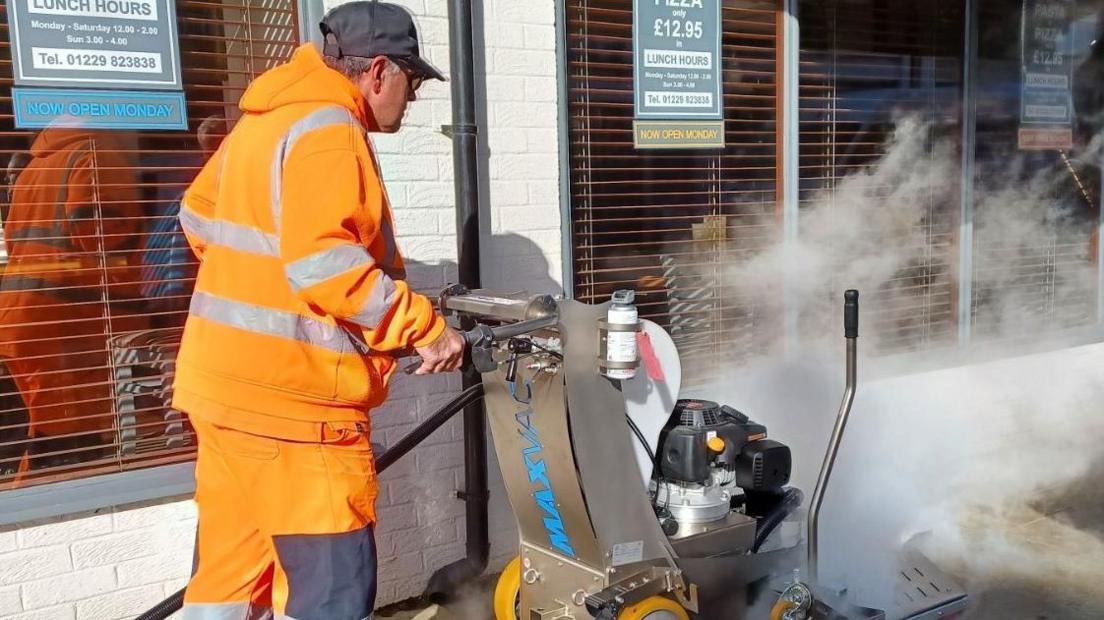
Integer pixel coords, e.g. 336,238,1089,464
468,1,563,299
369,239,557,606
402,234,562,298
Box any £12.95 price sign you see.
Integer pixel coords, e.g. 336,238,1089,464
6,0,183,89
632,0,725,149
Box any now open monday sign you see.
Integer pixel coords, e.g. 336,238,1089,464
632,0,725,149
6,0,187,129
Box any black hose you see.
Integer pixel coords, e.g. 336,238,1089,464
751,488,804,553
134,588,183,620
376,384,484,471
134,384,487,620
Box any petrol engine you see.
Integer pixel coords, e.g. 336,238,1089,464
652,399,792,534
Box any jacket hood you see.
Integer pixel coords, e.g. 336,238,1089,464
239,44,368,124
29,127,120,158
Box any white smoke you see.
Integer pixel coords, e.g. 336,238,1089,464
697,116,1104,618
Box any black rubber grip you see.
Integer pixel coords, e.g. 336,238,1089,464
844,289,859,338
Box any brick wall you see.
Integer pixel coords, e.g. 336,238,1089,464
0,0,563,616
0,503,195,620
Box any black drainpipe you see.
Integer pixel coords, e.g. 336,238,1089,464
424,0,489,602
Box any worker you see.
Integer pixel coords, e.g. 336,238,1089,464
0,123,147,485
174,2,464,618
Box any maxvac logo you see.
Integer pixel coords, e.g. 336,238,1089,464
516,408,576,557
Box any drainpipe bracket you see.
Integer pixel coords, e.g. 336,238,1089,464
455,488,491,502
441,124,479,138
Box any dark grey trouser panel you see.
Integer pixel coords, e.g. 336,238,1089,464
273,524,377,620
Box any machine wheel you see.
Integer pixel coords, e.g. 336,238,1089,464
493,556,521,620
618,596,690,620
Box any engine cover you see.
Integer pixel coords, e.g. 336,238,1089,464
657,399,771,485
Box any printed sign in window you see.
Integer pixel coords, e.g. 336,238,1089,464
632,0,724,149
1019,0,1074,150
6,0,183,90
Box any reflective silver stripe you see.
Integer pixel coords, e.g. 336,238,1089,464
349,274,398,328
364,140,405,280
179,204,212,242
378,216,401,278
6,226,67,243
182,602,272,620
270,106,358,237
285,244,374,292
180,206,279,257
0,276,102,302
189,291,349,353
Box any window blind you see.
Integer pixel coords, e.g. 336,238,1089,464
0,0,298,489
797,0,966,354
566,0,783,384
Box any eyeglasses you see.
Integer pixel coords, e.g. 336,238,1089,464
388,56,425,93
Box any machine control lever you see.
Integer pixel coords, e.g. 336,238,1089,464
844,289,859,339
807,289,859,580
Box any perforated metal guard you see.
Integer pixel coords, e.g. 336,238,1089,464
891,553,969,620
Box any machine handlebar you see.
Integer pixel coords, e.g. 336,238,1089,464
844,289,859,339
403,315,558,375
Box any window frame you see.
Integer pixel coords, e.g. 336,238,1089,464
0,0,320,525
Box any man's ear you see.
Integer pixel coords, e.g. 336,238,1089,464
366,56,391,94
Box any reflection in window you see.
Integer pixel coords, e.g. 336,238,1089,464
0,0,297,488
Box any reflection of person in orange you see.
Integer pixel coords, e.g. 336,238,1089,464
0,123,148,484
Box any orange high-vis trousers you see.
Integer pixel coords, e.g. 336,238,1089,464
184,416,379,620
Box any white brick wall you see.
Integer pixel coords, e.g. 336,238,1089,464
0,502,195,620
0,0,563,615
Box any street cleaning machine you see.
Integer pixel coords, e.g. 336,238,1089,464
135,286,968,620
432,286,969,620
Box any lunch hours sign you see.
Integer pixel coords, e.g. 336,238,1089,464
6,0,187,129
632,0,725,149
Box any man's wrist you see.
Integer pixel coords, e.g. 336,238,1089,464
411,314,447,349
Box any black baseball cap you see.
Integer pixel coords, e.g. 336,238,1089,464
320,1,445,82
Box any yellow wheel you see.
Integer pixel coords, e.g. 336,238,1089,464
618,596,690,620
493,556,521,620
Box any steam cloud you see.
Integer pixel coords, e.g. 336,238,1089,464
697,115,1104,618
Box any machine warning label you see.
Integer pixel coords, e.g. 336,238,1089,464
611,540,644,567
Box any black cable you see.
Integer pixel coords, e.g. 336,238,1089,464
625,415,670,512
625,416,655,463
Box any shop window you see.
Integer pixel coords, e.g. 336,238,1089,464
797,0,966,354
970,0,1101,340
0,0,298,490
565,0,782,384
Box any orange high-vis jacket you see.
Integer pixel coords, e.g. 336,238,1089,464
172,44,445,429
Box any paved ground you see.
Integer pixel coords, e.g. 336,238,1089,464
375,576,496,620
377,458,1104,620
955,455,1104,620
